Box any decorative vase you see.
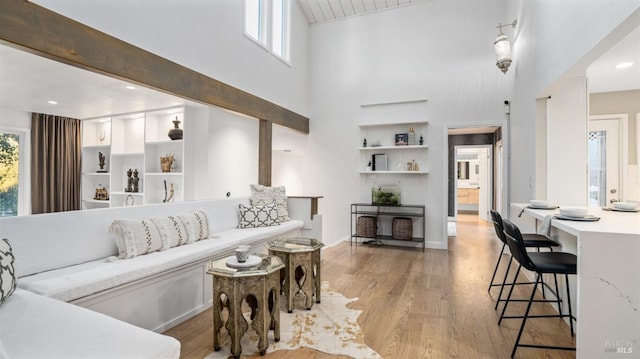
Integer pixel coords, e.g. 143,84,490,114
168,117,183,140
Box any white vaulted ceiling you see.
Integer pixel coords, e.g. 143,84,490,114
297,0,429,24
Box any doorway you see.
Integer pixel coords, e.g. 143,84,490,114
588,115,628,205
446,125,504,240
454,145,493,221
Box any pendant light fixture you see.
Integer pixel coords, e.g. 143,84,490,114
494,20,517,74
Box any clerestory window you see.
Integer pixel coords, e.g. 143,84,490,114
244,0,291,63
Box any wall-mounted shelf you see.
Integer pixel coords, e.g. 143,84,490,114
359,145,428,151
360,171,428,175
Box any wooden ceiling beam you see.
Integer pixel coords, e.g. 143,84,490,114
0,0,309,134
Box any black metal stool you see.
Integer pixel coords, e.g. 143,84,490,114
501,218,576,358
488,210,560,309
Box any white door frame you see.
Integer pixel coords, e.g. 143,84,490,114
443,120,509,249
454,144,493,220
588,114,628,202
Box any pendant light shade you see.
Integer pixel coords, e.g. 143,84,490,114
494,33,512,74
494,20,517,74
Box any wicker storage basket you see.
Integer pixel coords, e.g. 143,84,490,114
356,216,377,238
392,217,413,240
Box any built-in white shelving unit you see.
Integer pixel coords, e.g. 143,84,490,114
358,120,429,175
80,106,189,209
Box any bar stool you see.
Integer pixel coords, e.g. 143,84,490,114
488,210,560,309
501,218,576,358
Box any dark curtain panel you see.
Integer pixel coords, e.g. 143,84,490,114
31,113,82,214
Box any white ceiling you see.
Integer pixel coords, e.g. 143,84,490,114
297,0,429,24
587,25,640,94
0,7,637,121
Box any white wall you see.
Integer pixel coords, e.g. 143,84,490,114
306,1,509,248
507,1,640,205
206,107,258,199
0,109,30,129
546,76,588,204
32,0,310,117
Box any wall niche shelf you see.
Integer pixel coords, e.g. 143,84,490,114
81,106,190,209
358,120,429,175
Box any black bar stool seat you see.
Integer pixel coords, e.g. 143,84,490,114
501,218,577,358
488,210,560,309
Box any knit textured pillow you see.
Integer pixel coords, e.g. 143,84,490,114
0,238,17,305
110,219,169,259
249,184,289,222
238,203,281,229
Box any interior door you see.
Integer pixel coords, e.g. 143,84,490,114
588,119,620,205
478,147,490,221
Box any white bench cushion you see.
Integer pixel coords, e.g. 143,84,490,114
0,289,180,359
18,220,303,302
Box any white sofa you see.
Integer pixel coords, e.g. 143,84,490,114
0,196,321,358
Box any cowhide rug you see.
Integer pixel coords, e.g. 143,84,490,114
204,281,381,359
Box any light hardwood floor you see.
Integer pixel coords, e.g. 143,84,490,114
163,214,576,359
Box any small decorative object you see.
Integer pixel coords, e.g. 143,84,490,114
395,133,408,146
125,194,135,206
132,169,140,193
167,117,183,140
363,138,367,147
234,245,251,263
97,152,107,173
160,154,175,173
94,184,109,200
419,134,424,145
99,130,106,144
407,160,419,171
162,180,175,203
371,154,387,171
365,160,372,172
408,127,416,145
125,168,133,192
371,186,400,205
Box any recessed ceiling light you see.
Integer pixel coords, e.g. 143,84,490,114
125,85,136,90
616,62,633,69
48,100,58,105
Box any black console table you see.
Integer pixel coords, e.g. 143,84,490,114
350,203,426,250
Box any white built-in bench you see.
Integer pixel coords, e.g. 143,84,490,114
0,195,321,359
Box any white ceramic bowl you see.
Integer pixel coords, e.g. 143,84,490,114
559,207,588,218
529,200,549,208
613,202,638,210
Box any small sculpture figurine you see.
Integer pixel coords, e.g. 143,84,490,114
97,152,107,173
168,117,183,140
93,184,109,200
125,168,133,192
132,169,140,193
363,138,367,147
160,154,175,173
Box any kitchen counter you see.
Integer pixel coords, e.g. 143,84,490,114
511,203,640,358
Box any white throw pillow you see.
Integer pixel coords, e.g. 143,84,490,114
249,184,289,222
110,219,169,259
238,203,281,229
175,209,210,242
0,238,17,305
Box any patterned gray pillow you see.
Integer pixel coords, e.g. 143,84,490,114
1,237,17,305
249,184,289,222
238,203,281,229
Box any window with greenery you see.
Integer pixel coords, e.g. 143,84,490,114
244,0,291,62
0,132,20,216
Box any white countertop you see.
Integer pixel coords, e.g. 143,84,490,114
512,203,640,236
